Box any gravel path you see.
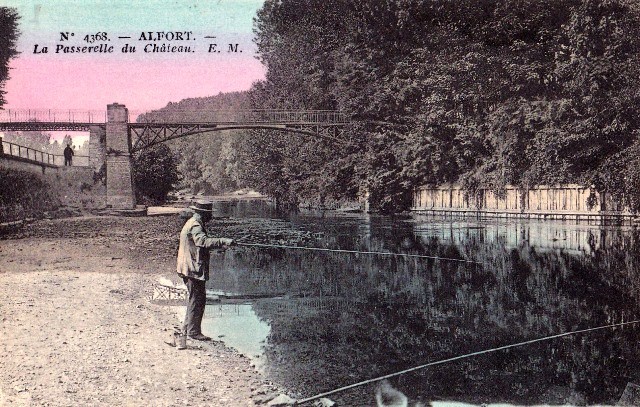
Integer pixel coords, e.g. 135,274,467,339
0,216,285,406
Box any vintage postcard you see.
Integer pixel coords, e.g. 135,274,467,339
1,1,640,406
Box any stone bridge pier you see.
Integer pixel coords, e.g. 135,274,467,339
104,103,135,209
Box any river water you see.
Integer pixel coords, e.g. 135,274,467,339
197,200,640,406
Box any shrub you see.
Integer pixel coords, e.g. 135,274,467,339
132,144,179,205
0,168,60,222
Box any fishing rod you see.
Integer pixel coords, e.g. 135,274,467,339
293,319,640,405
235,242,481,264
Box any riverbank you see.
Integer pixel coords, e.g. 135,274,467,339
0,215,285,406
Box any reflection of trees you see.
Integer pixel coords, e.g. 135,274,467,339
210,218,640,405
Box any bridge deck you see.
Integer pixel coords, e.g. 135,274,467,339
0,122,97,131
0,108,351,154
0,109,350,129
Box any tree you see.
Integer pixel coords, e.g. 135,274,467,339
0,7,19,107
132,144,179,205
247,0,640,212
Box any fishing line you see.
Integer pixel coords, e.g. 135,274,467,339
294,319,640,405
235,242,480,264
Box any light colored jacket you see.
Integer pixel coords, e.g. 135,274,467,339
176,213,227,281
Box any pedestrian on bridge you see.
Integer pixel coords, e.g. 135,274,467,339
176,200,235,343
63,143,74,166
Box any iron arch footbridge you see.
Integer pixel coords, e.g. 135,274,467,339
0,103,352,208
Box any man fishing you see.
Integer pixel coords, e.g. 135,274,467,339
177,200,234,342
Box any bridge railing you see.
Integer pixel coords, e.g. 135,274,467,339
0,109,106,123
133,109,350,125
1,140,89,167
0,109,350,125
2,140,57,165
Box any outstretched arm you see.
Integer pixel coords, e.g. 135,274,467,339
191,223,233,248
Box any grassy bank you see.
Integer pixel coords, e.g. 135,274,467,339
0,168,60,223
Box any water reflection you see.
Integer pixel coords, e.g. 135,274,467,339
175,303,271,369
200,304,270,372
203,201,640,405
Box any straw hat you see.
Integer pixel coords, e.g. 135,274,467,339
189,200,214,212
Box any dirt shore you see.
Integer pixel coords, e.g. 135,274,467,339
0,215,284,406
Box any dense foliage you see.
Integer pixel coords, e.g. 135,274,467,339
0,7,19,107
243,0,640,212
132,144,179,205
145,93,249,195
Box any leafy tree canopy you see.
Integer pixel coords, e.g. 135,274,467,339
245,0,640,212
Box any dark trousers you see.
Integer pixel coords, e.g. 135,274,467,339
183,277,206,336
64,157,72,166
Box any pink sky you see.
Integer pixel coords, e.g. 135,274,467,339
3,0,267,112
5,56,266,112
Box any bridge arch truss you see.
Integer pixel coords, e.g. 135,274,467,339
129,123,347,153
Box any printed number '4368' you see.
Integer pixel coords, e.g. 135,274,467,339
84,32,108,43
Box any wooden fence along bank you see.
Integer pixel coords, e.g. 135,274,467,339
412,184,638,224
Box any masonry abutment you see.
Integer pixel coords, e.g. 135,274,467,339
105,103,136,209
89,126,106,173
